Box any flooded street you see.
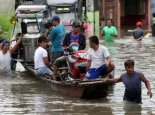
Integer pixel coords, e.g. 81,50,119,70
0,38,155,115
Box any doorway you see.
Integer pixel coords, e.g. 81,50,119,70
121,0,147,35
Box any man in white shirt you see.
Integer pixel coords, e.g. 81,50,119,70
34,36,53,76
84,36,114,80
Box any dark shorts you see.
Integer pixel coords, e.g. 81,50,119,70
84,64,107,80
53,56,67,68
50,51,64,65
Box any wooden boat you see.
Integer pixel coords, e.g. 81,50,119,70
10,3,109,99
25,65,109,99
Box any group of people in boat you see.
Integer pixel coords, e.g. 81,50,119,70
0,16,153,104
34,16,115,80
34,16,86,79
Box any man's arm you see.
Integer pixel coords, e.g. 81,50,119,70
49,28,56,42
135,36,143,41
62,33,70,48
101,29,105,36
10,34,23,54
111,27,118,37
0,43,2,51
105,56,111,65
43,57,52,70
111,34,118,37
103,76,122,83
141,73,152,98
86,60,91,72
79,34,86,50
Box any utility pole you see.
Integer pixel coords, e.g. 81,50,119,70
93,0,95,35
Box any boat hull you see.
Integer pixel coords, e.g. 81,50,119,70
26,66,108,99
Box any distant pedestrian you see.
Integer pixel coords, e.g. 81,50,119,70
132,21,144,41
104,59,152,103
102,19,118,42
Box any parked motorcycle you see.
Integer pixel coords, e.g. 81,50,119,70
56,45,87,81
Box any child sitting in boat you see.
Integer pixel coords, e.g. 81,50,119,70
103,59,152,103
52,20,86,80
34,36,53,77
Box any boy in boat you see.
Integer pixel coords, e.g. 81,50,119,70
63,20,86,50
52,20,86,79
84,35,114,80
34,36,53,77
132,21,144,41
103,59,152,103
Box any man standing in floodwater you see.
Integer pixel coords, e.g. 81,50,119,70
102,19,118,42
104,59,152,104
132,21,144,41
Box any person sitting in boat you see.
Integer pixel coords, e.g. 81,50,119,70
34,36,53,77
63,20,86,50
132,21,144,41
52,20,86,79
0,35,23,75
84,35,114,80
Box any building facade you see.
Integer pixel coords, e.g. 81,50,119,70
99,0,151,37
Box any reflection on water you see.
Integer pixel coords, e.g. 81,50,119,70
0,38,155,114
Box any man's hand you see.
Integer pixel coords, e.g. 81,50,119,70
147,90,153,98
102,77,109,82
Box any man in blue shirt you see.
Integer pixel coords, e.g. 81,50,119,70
49,16,66,64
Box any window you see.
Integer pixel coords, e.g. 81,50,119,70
27,22,39,33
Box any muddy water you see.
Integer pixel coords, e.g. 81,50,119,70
0,38,155,115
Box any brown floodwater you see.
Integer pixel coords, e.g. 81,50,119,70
0,38,155,115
